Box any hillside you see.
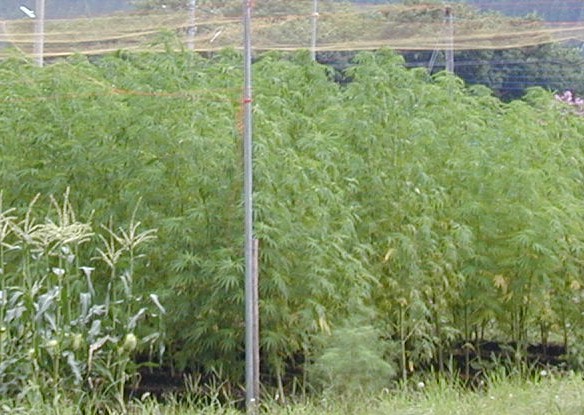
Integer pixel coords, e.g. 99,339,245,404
4,1,584,22
1,1,583,99
467,0,584,22
0,2,563,55
353,1,584,22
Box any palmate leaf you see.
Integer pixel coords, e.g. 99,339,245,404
4,46,584,384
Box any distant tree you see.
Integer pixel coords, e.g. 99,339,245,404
463,44,584,100
402,43,584,101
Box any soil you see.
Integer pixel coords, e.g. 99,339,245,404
129,340,570,397
444,340,568,386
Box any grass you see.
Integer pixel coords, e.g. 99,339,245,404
1,373,583,414
372,375,584,415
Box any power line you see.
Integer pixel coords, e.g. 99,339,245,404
4,4,584,58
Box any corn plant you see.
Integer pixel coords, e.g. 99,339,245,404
0,191,164,410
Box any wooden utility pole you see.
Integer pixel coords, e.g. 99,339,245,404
34,0,45,67
243,0,259,413
445,7,454,73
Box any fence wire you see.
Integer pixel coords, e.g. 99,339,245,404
1,2,584,60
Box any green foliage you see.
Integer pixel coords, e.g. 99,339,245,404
451,44,584,100
0,191,162,410
2,45,584,392
308,318,397,395
331,49,584,376
1,374,584,414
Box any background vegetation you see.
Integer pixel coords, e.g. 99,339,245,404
9,0,578,100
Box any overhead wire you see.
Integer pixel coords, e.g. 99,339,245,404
1,3,584,57
0,1,583,96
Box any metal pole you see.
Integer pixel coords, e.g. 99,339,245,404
310,0,319,61
243,0,259,413
445,7,454,73
251,238,260,400
34,0,45,67
187,0,196,51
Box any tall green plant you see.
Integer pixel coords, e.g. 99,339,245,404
3,46,584,391
0,191,163,410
